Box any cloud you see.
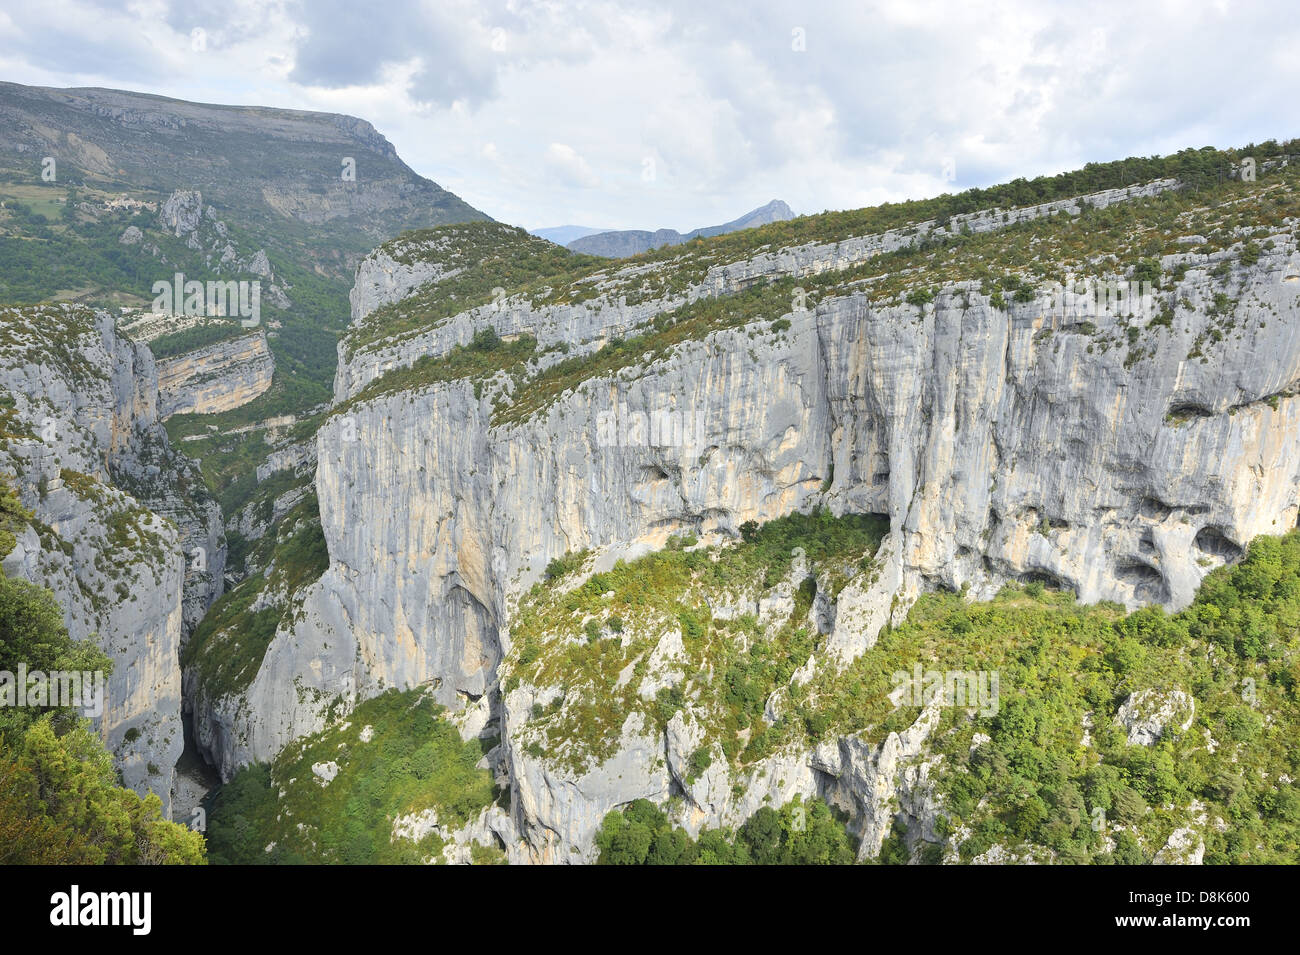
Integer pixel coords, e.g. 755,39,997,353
286,0,502,108
544,143,600,189
0,0,1296,229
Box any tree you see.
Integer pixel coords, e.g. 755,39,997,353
1110,831,1145,865
0,479,30,559
738,806,783,864
0,569,113,737
1112,786,1147,826
0,716,205,864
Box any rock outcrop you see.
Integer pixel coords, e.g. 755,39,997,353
155,330,275,418
1116,689,1196,746
0,305,225,812
190,168,1300,860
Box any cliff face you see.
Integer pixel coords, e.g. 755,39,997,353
155,331,275,418
335,179,1178,402
0,305,225,812
188,166,1300,858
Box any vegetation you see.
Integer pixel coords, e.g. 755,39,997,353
486,161,1300,426
347,141,1298,371
0,499,205,863
204,688,499,864
147,321,252,359
331,327,539,417
509,497,1300,863
804,531,1300,863
0,478,29,560
595,796,856,865
344,222,608,355
503,509,889,773
0,716,205,864
181,492,329,700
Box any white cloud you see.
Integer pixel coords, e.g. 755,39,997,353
544,142,601,189
0,0,1295,230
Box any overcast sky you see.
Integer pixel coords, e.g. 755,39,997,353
1,0,1296,231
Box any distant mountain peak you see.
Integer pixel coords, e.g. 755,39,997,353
565,200,795,257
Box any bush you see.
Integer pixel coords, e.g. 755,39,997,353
595,796,854,865
469,326,502,351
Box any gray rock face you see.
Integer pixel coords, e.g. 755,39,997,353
1153,801,1209,864
159,189,204,237
186,571,358,779
0,305,225,811
814,704,945,859
337,179,1180,402
255,439,316,483
1116,689,1196,746
155,330,275,418
506,709,671,863
348,246,462,324
194,175,1300,858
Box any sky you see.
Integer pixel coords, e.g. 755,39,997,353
0,0,1297,231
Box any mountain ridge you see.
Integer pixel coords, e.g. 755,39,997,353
565,198,794,257
0,80,492,270
178,142,1300,864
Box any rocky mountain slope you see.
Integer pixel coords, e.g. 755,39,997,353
186,143,1300,863
0,304,224,813
0,81,488,265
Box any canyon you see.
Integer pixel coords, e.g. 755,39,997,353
2,92,1296,863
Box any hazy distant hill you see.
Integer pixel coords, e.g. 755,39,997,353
531,224,609,245
566,199,793,257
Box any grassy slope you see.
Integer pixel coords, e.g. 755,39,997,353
512,514,1300,864
204,689,500,864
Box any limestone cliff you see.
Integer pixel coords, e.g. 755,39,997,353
155,331,275,418
189,160,1300,860
0,305,225,812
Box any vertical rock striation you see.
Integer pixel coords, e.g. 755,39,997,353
0,305,225,811
189,178,1300,857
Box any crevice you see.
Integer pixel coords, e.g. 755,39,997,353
1164,401,1214,423
1194,525,1243,562
1018,569,1074,594
1139,496,1173,521
1115,559,1168,604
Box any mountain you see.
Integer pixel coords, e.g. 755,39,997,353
6,111,1300,864
565,199,794,257
530,224,609,245
0,85,490,823
0,304,226,813
0,81,491,543
0,81,490,276
164,140,1300,864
